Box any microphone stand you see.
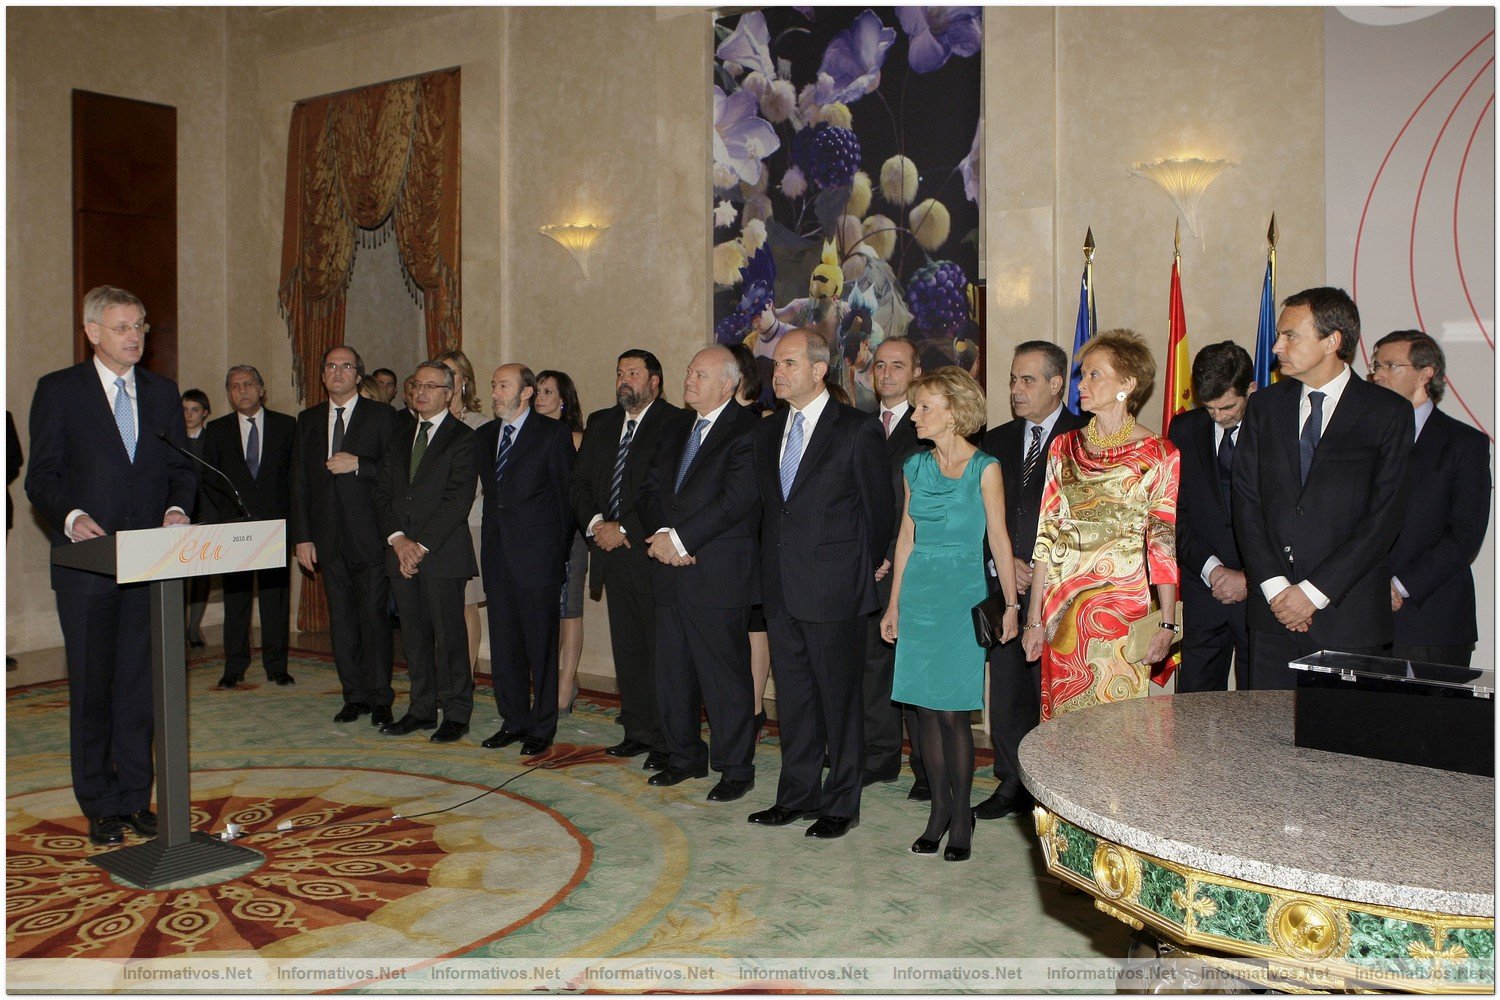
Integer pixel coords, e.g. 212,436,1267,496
155,432,254,522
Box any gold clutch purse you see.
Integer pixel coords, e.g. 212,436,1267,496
1123,601,1184,663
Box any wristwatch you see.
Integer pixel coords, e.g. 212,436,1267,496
1158,621,1181,633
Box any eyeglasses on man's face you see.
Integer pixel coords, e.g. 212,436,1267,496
1368,362,1412,374
323,362,358,373
411,381,451,393
95,321,149,336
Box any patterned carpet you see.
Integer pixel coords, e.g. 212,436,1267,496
6,649,1124,991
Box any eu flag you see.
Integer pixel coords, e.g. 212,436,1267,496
1254,257,1279,388
1067,265,1095,414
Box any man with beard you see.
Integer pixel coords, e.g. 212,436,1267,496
477,364,576,756
569,350,681,769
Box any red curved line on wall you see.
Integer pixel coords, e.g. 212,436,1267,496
1407,57,1495,343
1351,31,1493,311
1453,93,1495,349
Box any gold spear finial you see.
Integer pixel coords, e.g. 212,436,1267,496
1268,213,1278,251
1174,218,1181,258
1084,227,1096,263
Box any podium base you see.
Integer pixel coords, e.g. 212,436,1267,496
89,832,263,889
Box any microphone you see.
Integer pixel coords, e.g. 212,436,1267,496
156,432,254,521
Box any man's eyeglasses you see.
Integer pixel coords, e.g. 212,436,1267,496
323,362,359,373
96,321,149,336
1368,362,1413,374
411,381,452,392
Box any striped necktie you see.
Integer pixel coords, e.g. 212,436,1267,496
780,411,805,500
1021,425,1043,495
494,423,515,483
608,418,637,519
113,377,136,461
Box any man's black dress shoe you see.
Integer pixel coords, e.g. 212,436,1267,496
604,738,651,758
746,805,814,826
380,714,437,736
187,638,206,649
88,816,126,846
217,674,240,689
806,815,858,839
482,729,527,749
333,703,364,723
862,767,899,787
520,737,552,756
647,766,707,787
973,791,1029,820
430,720,468,743
269,672,295,686
369,705,394,727
119,809,158,838
908,779,931,802
642,751,669,771
707,777,754,802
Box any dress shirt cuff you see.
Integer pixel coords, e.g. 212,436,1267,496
1392,576,1409,600
1298,580,1330,610
1201,555,1224,588
387,531,405,546
167,506,186,522
587,514,603,536
64,509,86,540
666,528,688,558
1260,576,1293,603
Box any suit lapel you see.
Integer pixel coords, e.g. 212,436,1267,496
498,417,539,497
788,400,841,498
410,416,457,484
1306,377,1367,485
1276,383,1304,487
679,406,737,491
1198,415,1228,514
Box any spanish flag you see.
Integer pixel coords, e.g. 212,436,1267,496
1161,234,1192,435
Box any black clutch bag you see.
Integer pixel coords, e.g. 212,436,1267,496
971,592,1007,648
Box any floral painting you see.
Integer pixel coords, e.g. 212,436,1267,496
712,7,984,409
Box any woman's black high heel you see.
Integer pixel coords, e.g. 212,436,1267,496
910,835,941,855
943,811,977,862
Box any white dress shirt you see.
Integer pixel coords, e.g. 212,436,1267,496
587,399,658,536
326,394,359,461
878,399,909,438
779,389,831,466
386,408,450,549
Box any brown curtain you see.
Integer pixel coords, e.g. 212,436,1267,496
279,67,461,633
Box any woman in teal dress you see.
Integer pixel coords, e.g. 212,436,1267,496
881,367,1020,862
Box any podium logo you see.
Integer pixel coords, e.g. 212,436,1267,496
177,535,227,564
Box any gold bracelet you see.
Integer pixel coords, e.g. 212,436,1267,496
1025,621,1043,629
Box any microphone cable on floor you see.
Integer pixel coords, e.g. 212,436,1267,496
217,760,550,842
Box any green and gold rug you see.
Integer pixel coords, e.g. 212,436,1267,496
6,650,1123,992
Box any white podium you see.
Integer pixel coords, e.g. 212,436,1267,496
52,519,286,888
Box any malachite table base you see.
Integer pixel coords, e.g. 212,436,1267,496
1034,807,1495,994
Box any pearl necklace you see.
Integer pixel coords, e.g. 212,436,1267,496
1085,415,1136,449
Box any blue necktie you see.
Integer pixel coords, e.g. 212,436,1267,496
1299,391,1324,487
245,415,260,479
780,411,805,500
608,418,637,519
675,417,710,492
113,377,136,461
494,423,514,483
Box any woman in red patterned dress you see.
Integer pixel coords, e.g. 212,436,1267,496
1021,329,1181,720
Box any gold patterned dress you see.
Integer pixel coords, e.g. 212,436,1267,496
1031,431,1180,720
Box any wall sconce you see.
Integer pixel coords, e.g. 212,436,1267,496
1127,157,1237,240
539,223,610,278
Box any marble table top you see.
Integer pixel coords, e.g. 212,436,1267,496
1018,690,1495,917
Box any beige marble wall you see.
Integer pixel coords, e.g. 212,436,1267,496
1051,7,1325,422
6,7,230,652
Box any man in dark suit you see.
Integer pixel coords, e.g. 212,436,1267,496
1233,287,1414,689
476,363,576,757
744,329,895,839
201,364,296,688
1369,330,1491,667
639,346,761,800
975,341,1087,820
25,285,196,845
864,337,928,793
569,349,681,770
290,345,400,725
1169,342,1255,693
372,361,478,742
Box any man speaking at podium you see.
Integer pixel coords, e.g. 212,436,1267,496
25,285,197,846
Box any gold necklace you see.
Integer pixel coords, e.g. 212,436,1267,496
1085,415,1136,448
